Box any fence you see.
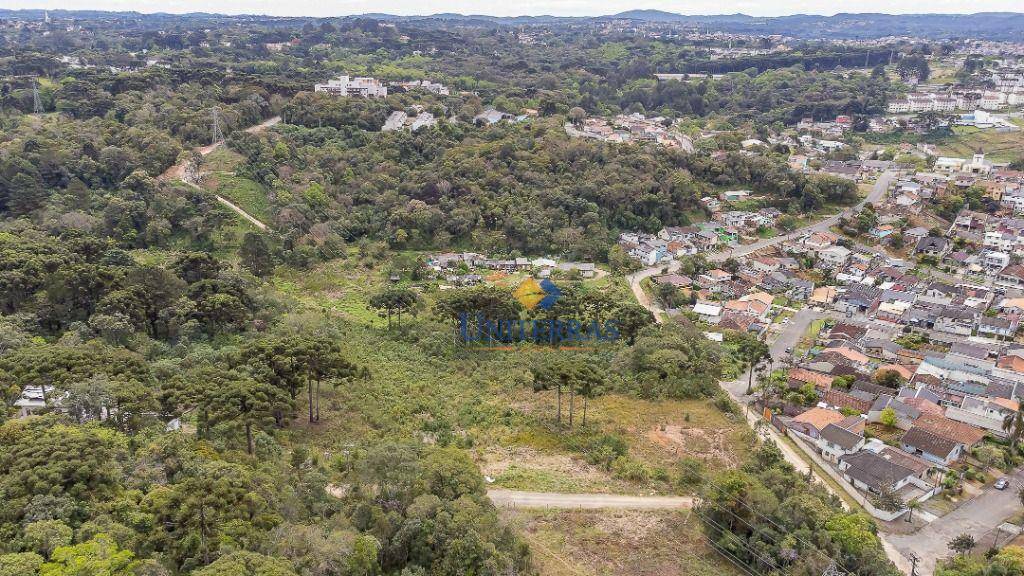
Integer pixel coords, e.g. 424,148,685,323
784,428,910,522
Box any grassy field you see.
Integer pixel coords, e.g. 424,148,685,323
503,509,738,576
933,122,1024,163
197,147,273,222
272,258,751,496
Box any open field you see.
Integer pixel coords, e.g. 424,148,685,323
502,508,738,576
933,122,1024,163
274,259,751,495
199,147,273,221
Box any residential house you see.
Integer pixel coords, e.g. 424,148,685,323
915,236,948,257
945,395,1016,438
818,246,852,268
934,308,978,336
790,407,847,440
838,450,917,496
810,286,838,306
820,389,873,414
900,427,963,466
913,413,988,450
868,394,921,430
693,302,723,324
788,367,835,391
979,315,1019,339
819,423,867,463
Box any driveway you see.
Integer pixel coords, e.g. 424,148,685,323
886,471,1024,575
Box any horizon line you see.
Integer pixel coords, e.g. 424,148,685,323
3,7,1024,19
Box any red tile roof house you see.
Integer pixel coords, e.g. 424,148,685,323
820,389,872,414
790,407,847,440
913,414,987,450
788,367,835,391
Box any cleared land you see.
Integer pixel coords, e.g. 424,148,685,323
502,508,738,576
933,122,1024,163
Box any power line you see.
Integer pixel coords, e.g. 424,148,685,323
694,491,789,571
681,458,858,576
692,505,788,575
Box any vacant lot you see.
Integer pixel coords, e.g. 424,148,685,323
934,123,1024,163
503,508,737,576
277,260,751,495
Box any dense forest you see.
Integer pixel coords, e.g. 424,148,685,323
0,10,903,576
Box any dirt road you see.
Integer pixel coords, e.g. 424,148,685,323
488,489,693,510
159,116,279,230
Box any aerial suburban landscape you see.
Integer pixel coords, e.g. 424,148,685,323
2,3,1024,576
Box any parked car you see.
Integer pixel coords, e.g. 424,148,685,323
995,478,1010,490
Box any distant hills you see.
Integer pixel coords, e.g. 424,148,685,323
360,10,1024,40
2,8,1023,40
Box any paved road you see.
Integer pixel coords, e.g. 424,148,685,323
708,171,895,263
886,470,1024,575
488,489,693,510
770,308,835,361
625,260,680,324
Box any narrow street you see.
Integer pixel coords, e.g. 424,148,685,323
886,468,1024,576
708,170,895,263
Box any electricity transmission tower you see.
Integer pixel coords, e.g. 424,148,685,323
32,79,43,114
210,107,224,144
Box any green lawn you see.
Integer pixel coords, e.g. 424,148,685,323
206,173,272,222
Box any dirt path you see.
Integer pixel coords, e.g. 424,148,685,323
159,116,279,231
488,489,693,510
217,195,267,230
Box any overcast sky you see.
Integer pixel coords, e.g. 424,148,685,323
4,0,1022,18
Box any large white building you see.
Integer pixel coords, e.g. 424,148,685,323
887,93,958,113
314,75,388,98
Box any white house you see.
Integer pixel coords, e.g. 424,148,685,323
314,75,388,98
818,246,852,268
693,302,723,324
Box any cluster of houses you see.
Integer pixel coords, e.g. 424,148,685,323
617,206,784,266
817,159,899,182
794,234,1024,340
426,252,596,285
774,315,1024,518
565,113,695,152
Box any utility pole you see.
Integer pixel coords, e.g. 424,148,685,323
210,106,224,144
